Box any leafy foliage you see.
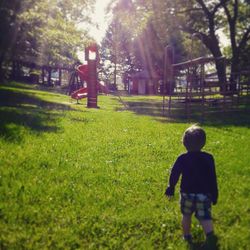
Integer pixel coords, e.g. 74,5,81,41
101,0,250,85
0,0,94,76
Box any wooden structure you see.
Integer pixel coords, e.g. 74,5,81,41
129,69,160,95
162,46,250,118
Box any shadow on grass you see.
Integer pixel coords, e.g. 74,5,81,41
118,100,163,117
187,234,219,250
0,88,73,142
1,81,68,95
116,96,250,127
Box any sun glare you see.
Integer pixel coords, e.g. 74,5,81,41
89,0,113,44
77,0,113,62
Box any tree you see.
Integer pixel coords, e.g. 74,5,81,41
19,3,83,66
100,0,135,89
102,0,250,93
101,0,152,87
148,0,250,85
0,0,94,80
101,0,189,86
221,1,250,75
0,0,22,78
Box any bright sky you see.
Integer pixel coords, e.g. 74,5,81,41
77,0,229,62
77,0,113,62
89,0,113,44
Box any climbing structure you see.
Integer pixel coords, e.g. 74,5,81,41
162,45,250,118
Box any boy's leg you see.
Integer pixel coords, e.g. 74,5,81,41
200,220,218,249
182,214,192,236
199,219,213,235
180,193,195,241
195,195,213,236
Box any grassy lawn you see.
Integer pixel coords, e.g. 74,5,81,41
0,82,250,249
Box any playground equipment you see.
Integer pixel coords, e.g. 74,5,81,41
69,44,108,107
86,44,98,108
70,87,88,103
69,64,88,103
162,39,250,118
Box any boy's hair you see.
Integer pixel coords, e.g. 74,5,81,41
183,125,206,151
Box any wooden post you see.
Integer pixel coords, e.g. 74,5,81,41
86,44,98,108
201,62,205,120
163,46,174,116
186,67,190,119
165,46,174,95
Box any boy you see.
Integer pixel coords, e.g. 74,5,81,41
165,125,218,244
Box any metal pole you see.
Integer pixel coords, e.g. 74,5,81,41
165,46,174,95
162,46,168,115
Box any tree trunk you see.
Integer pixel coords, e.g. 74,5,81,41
0,51,7,81
12,61,16,80
202,34,227,93
114,60,117,90
214,58,227,92
230,52,240,92
42,67,45,84
58,69,62,86
0,60,4,81
48,67,52,86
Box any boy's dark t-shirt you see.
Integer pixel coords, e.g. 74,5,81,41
167,151,218,204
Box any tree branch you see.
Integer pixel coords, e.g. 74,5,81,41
176,8,202,15
212,0,230,15
223,3,232,23
181,25,199,36
195,0,219,39
239,26,250,51
222,0,239,51
196,0,211,18
232,0,238,24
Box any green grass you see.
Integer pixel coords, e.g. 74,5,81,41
0,82,250,249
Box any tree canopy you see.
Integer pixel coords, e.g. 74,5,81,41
101,0,250,85
0,0,94,79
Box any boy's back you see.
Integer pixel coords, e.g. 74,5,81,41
165,125,219,247
170,151,218,203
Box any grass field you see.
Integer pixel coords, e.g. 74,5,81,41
0,82,250,249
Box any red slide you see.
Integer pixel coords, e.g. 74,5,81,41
77,64,88,82
71,87,88,100
70,65,88,101
71,64,109,101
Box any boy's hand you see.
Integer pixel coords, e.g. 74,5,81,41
165,186,174,199
209,195,217,205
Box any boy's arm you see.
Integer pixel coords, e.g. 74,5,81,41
209,156,218,205
165,157,182,197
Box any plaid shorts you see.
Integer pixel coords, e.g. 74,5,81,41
180,193,212,220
